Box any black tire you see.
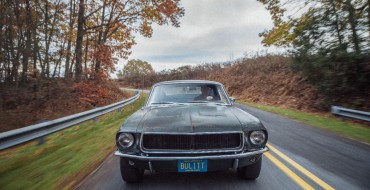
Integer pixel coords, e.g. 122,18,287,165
237,157,262,180
120,158,144,183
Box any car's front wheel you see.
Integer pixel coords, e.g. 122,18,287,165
237,157,262,180
120,158,144,183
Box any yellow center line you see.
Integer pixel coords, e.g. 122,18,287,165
267,143,335,190
265,152,315,190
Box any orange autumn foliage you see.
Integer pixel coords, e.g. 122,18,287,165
73,80,127,106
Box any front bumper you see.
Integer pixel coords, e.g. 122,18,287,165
114,147,269,172
114,147,269,161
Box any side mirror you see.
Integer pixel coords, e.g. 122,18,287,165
230,97,236,103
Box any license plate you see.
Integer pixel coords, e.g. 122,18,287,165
178,159,208,172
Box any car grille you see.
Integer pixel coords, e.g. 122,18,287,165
141,133,242,151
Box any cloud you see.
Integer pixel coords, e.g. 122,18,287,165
116,0,280,72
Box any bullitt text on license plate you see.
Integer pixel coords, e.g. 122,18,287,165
178,159,208,172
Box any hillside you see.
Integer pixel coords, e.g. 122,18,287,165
206,56,322,111
205,56,369,112
118,55,369,112
0,80,130,133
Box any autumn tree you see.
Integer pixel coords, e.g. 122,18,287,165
117,59,154,87
0,0,184,83
37,0,67,79
258,0,369,51
122,59,154,76
74,0,185,81
0,0,33,83
258,0,370,107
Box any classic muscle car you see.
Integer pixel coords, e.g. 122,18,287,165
115,80,269,183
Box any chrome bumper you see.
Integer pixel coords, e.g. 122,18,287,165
114,147,269,161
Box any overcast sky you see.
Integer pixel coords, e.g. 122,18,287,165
116,0,283,72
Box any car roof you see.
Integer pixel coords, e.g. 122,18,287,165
153,80,222,86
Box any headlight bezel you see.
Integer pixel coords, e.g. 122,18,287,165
248,130,267,146
117,133,135,149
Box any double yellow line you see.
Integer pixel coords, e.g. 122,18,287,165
265,143,334,190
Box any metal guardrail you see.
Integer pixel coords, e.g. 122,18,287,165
119,88,150,94
0,92,140,151
331,106,370,122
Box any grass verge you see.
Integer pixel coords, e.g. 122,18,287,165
239,101,370,144
0,95,147,190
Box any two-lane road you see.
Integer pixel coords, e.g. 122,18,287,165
76,103,370,190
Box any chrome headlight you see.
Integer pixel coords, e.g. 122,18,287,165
118,133,134,148
249,131,266,145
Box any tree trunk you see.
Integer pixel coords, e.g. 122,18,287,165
345,0,360,53
21,0,33,82
75,0,85,82
53,41,65,78
368,0,370,44
32,1,38,73
9,1,20,83
65,41,72,79
44,0,61,79
94,0,106,73
44,0,50,78
84,36,89,72
65,0,75,80
0,1,5,81
329,0,343,48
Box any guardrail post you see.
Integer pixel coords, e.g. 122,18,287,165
339,115,346,121
36,120,48,145
38,136,46,145
93,117,99,122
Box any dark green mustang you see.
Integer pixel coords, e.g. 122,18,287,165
115,80,269,183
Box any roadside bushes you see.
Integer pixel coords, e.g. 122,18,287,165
292,51,370,110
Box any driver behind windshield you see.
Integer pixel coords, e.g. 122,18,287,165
194,85,212,100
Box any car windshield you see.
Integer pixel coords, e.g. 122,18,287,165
147,83,230,106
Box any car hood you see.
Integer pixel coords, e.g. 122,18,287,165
137,104,256,133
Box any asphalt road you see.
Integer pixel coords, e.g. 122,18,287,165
76,103,370,190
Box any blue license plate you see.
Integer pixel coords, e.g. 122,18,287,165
178,159,208,172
